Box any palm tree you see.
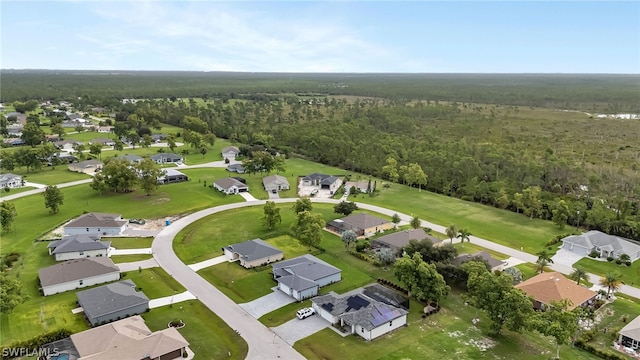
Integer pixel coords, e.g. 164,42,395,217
446,224,457,245
456,229,471,248
535,258,550,274
599,272,622,298
569,267,589,285
536,249,554,264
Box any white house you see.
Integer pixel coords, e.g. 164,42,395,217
221,146,240,160
47,234,111,261
150,153,182,165
38,257,120,296
561,230,640,261
312,289,408,341
301,173,341,192
213,177,249,195
272,254,341,300
64,212,127,236
222,239,283,268
0,173,22,188
262,175,290,193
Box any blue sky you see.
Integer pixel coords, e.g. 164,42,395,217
2,1,639,73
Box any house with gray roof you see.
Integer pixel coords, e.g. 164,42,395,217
223,239,283,268
68,159,103,174
213,177,249,194
262,174,290,193
76,280,149,326
150,153,182,165
326,213,394,237
39,257,120,296
561,230,640,261
0,173,22,188
48,234,111,261
452,251,507,271
312,287,408,341
226,163,246,174
272,254,341,300
117,154,144,164
619,315,640,351
157,168,188,184
301,173,341,192
222,145,240,160
64,212,127,236
371,228,442,253
90,138,116,147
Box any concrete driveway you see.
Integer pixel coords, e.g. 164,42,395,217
271,315,330,345
268,191,280,199
551,248,585,267
240,288,296,319
239,192,258,202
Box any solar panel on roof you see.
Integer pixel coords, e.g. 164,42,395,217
370,305,402,327
345,295,370,311
322,303,334,312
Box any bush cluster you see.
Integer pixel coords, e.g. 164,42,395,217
1,329,71,360
574,339,627,360
377,278,409,295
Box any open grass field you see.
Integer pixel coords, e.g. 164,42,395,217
109,254,154,263
5,167,90,185
179,167,270,200
142,300,248,360
453,242,510,260
573,257,640,287
122,267,185,299
107,237,154,249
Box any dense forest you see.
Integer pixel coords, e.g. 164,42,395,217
2,72,639,239
2,71,639,112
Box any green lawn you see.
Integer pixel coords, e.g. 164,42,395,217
585,294,640,350
5,167,90,185
122,267,185,299
142,300,248,360
265,235,312,259
197,262,276,303
108,237,154,249
110,254,154,263
573,257,640,287
259,299,313,327
454,242,510,260
0,186,36,196
180,167,270,200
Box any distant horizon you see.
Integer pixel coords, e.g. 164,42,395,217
2,1,638,73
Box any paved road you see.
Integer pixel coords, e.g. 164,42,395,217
0,178,92,202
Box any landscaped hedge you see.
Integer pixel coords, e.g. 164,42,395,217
574,339,627,360
1,328,71,360
544,233,574,247
377,278,409,295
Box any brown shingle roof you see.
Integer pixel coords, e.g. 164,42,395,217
38,257,119,287
515,271,597,310
71,315,189,360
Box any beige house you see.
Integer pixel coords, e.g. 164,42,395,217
69,160,103,174
326,213,394,237
223,238,283,268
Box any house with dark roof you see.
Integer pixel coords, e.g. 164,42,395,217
226,163,245,174
38,257,120,296
150,153,182,165
371,228,441,253
68,159,103,174
3,138,25,146
62,315,189,360
301,173,341,192
272,254,341,300
452,251,507,271
312,287,408,341
619,315,640,351
0,173,22,188
158,168,188,184
561,230,640,261
117,154,144,164
76,280,149,326
222,239,283,268
213,177,249,194
48,234,111,261
515,271,597,311
64,212,127,236
326,213,394,237
263,174,290,192
55,139,82,151
222,146,240,160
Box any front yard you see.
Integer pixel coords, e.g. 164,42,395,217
573,257,640,287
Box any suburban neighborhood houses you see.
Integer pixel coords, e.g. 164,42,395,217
38,257,121,296
223,239,284,268
272,254,342,300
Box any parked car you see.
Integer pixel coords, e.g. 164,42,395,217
296,307,315,320
310,189,319,196
272,189,277,194
128,218,146,225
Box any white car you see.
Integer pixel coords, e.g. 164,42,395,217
296,307,315,320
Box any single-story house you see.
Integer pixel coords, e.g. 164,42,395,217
76,280,149,327
222,146,240,159
0,173,23,188
64,212,127,236
38,257,120,296
312,289,408,341
213,177,249,194
272,254,341,300
158,169,188,184
91,107,108,114
67,316,189,360
55,139,82,151
222,238,283,268
61,120,85,128
371,228,441,253
561,230,640,261
117,154,144,164
326,213,394,237
48,153,78,165
5,112,27,123
619,315,640,351
151,134,167,142
66,112,82,120
226,163,246,174
47,234,111,261
263,174,290,192
97,126,114,133
90,138,116,147
150,153,182,165
301,173,342,192
46,134,61,142
515,271,597,311
68,159,103,174
3,138,25,146
345,180,369,193
452,251,507,271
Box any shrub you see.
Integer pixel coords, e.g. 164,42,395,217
574,338,627,360
1,329,71,360
615,259,622,265
589,250,600,258
625,261,632,266
607,256,614,262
